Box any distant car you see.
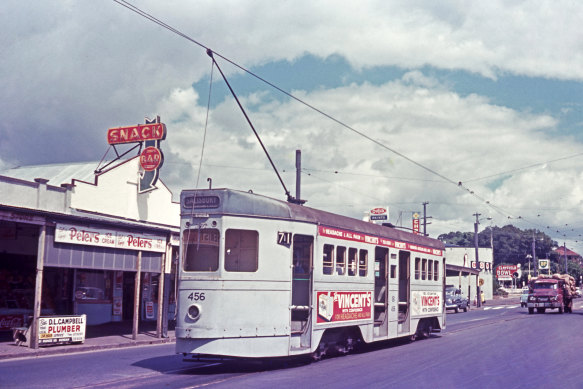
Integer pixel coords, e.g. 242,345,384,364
445,286,469,313
576,287,582,298
520,287,529,307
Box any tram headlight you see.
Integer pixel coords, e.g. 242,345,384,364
187,304,201,321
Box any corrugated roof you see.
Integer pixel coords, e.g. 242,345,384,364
0,161,99,186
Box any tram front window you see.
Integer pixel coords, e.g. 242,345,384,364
225,229,258,272
183,228,220,272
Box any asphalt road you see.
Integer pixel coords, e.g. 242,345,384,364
2,303,583,389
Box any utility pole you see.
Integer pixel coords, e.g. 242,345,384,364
474,212,481,308
564,242,567,274
531,231,536,277
422,202,432,236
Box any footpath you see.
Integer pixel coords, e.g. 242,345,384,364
0,321,175,361
1,295,520,361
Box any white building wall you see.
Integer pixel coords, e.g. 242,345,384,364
70,158,179,227
0,177,68,214
445,247,494,302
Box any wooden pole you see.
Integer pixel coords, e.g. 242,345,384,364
132,251,142,341
156,245,167,338
31,224,47,349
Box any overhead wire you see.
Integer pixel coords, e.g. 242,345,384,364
113,0,581,246
113,0,459,187
463,152,583,183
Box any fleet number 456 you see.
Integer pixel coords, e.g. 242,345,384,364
187,292,205,301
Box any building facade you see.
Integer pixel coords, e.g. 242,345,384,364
445,246,494,303
0,157,179,347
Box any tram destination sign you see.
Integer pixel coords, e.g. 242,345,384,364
183,195,220,209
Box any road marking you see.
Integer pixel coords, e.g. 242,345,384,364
483,305,519,310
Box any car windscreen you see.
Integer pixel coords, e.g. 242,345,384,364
533,282,557,290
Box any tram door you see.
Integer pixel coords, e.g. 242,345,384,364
387,252,399,335
397,250,411,334
373,247,389,338
290,234,313,349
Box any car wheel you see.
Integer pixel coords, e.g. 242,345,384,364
463,306,468,312
455,306,459,313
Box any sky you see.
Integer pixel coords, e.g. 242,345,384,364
2,0,583,257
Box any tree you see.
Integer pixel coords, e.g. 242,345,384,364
438,225,558,268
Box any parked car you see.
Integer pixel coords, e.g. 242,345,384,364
520,286,529,307
445,286,469,313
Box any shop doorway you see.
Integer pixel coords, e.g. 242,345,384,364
122,272,137,321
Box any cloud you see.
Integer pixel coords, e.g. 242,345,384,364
3,0,583,251
154,72,580,241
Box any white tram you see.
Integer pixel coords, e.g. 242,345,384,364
176,188,446,360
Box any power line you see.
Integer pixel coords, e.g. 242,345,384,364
463,152,583,183
113,0,583,246
113,0,460,187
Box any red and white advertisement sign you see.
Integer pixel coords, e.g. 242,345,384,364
496,264,519,281
369,206,389,224
107,123,166,145
38,315,86,346
55,223,166,253
471,261,492,271
145,301,155,319
140,146,162,171
411,291,441,316
412,214,420,235
318,226,442,256
317,291,372,323
0,315,24,331
113,296,122,316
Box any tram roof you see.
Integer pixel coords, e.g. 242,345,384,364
181,188,444,250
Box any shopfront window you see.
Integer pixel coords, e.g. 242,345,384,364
183,228,220,272
75,270,112,302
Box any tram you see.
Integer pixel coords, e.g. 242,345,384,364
176,188,446,360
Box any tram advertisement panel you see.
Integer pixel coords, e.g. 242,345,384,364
411,291,441,316
317,291,372,323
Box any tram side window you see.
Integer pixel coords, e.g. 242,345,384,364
422,258,427,280
336,246,346,275
434,260,439,281
428,259,433,280
183,228,219,272
390,265,397,279
415,257,420,280
359,249,368,277
348,248,357,276
323,244,334,275
225,229,259,272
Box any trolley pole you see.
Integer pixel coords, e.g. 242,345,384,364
296,149,301,201
474,213,481,308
